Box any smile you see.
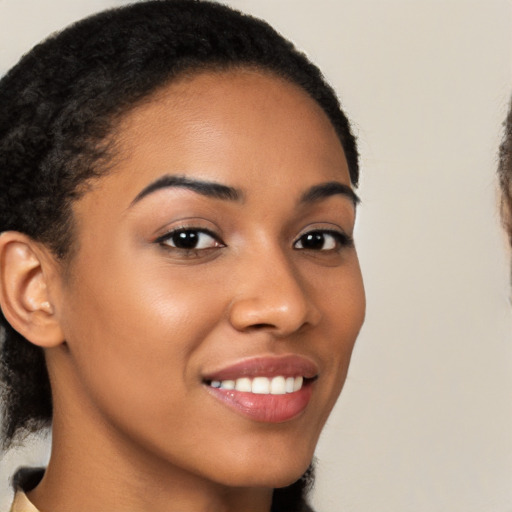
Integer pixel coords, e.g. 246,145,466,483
203,355,318,422
207,375,304,395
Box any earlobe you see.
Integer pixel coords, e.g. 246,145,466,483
0,231,64,347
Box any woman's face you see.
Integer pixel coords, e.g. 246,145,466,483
50,70,365,488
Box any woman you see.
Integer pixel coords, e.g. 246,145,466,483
0,1,365,511
499,100,512,246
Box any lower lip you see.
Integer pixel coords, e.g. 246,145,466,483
205,382,313,423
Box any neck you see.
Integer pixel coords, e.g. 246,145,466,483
29,418,273,512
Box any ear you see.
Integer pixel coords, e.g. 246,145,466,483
0,231,65,347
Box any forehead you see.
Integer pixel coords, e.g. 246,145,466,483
85,69,350,209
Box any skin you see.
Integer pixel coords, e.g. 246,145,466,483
19,70,365,511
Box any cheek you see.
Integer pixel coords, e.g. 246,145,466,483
310,252,365,329
313,258,365,388
58,252,225,430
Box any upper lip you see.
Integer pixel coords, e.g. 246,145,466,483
202,354,319,382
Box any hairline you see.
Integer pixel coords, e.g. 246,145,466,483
58,63,356,269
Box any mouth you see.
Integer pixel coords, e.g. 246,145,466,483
204,375,311,395
202,355,318,423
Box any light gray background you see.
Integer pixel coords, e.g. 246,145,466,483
1,1,511,511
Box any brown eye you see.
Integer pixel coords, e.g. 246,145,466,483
159,229,223,250
294,230,351,251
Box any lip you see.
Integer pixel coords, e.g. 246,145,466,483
203,355,318,423
202,354,319,382
206,385,314,423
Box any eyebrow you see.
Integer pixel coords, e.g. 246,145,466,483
300,182,360,207
130,174,242,206
130,175,359,209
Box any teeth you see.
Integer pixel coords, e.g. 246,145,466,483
209,375,305,395
270,376,286,395
220,380,235,390
235,377,252,392
251,376,270,394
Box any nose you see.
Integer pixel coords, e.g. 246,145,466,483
228,249,321,336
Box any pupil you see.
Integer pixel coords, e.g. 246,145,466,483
174,231,198,249
302,233,324,249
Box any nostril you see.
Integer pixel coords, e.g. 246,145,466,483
248,323,275,330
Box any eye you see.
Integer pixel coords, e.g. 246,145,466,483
157,228,223,250
293,230,352,251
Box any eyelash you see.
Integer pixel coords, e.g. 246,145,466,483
154,227,353,256
155,227,224,253
293,229,354,252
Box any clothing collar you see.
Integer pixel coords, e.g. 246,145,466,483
9,468,44,512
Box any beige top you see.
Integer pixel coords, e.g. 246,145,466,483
9,491,39,512
8,469,43,512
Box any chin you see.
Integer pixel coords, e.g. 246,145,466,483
209,450,314,489
266,465,312,489
200,421,322,489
